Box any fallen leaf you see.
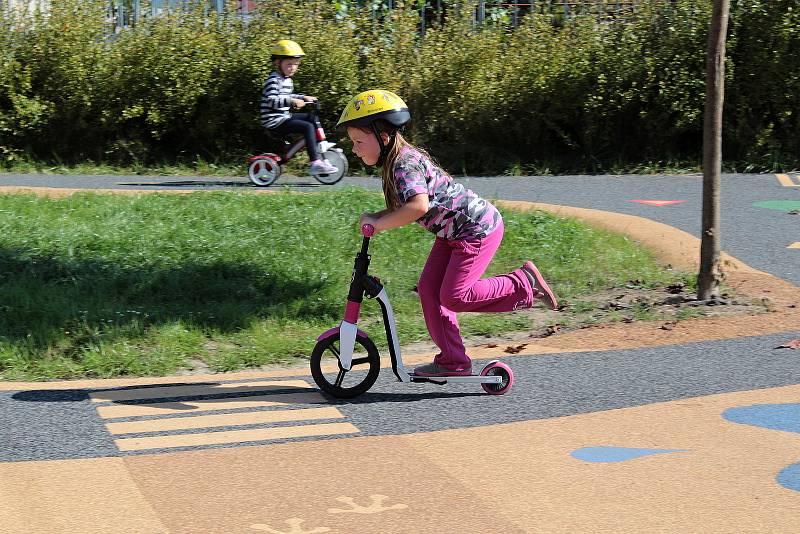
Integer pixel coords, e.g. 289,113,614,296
535,325,563,338
666,283,685,294
661,321,678,331
486,343,498,348
504,344,528,354
775,339,800,349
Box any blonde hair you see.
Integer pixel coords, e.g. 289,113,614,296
380,131,409,211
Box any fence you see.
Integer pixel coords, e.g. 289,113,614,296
107,0,643,30
2,1,642,31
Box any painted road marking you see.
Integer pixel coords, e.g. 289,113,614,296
114,422,359,451
753,200,800,212
629,199,687,206
89,379,312,403
789,242,800,249
96,391,324,419
90,379,360,452
776,174,800,187
106,407,345,434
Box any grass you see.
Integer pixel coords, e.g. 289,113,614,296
0,188,689,381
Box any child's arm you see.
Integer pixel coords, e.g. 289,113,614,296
360,208,391,223
365,194,429,233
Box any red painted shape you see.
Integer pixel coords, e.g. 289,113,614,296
629,200,687,206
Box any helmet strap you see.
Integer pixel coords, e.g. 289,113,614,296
371,123,397,167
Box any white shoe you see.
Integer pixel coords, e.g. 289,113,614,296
310,159,338,175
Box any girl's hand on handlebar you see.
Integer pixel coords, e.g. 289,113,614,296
359,214,380,234
303,96,318,102
293,99,306,108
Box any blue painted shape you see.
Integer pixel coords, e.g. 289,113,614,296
777,462,800,492
571,446,687,463
722,403,800,493
721,404,800,434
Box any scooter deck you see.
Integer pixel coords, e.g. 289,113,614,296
408,374,503,385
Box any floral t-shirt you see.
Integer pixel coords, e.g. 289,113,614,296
393,146,501,240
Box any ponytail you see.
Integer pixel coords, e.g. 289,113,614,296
380,131,408,211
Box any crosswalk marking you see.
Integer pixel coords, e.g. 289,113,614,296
105,407,344,434
91,379,361,452
776,174,800,187
114,422,360,451
90,380,312,403
96,391,324,419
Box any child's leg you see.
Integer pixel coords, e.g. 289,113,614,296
417,238,471,371
273,114,320,161
439,221,535,313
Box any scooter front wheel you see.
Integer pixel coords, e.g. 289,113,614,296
310,333,380,399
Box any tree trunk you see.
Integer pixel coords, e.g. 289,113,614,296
698,0,731,300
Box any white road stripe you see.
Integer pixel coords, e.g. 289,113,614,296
106,407,344,434
96,391,325,419
114,422,360,451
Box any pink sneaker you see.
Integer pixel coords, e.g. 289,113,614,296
522,261,558,310
310,159,338,175
413,362,472,377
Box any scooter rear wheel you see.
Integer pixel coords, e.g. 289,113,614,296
310,333,380,399
480,361,514,395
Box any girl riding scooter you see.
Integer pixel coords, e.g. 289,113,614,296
337,89,559,377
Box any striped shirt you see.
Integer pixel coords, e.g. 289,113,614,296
259,71,304,129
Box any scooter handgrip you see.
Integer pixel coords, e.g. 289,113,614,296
361,224,375,237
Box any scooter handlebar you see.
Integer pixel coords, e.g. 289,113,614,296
361,224,375,237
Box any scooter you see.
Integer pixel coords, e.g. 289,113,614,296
247,101,348,187
310,223,514,399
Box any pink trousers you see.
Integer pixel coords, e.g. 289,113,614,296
416,221,534,370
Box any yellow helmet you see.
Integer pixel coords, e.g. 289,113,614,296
336,89,411,130
271,39,305,59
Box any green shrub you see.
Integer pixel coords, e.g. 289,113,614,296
726,0,800,171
